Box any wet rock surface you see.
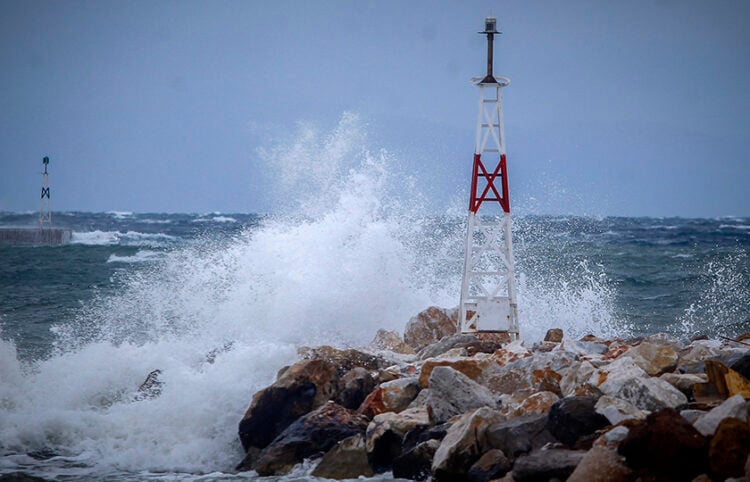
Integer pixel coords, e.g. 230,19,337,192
233,312,750,480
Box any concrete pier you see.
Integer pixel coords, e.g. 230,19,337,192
0,227,72,245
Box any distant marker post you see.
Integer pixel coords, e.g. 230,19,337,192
459,17,519,339
40,156,52,228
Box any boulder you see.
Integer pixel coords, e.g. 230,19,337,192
402,422,451,453
546,397,610,447
299,345,390,375
492,340,532,366
595,395,647,425
560,361,600,398
310,433,373,479
512,449,585,482
253,401,369,476
486,414,557,460
486,352,576,398
566,445,633,482
544,328,564,343
708,417,750,480
431,407,505,481
467,448,512,482
365,407,431,472
418,333,487,360
404,306,458,351
425,366,499,424
238,358,339,450
511,391,560,418
561,338,609,357
731,352,750,380
622,341,679,376
693,394,748,436
357,377,420,418
618,408,708,481
336,367,375,410
392,438,440,481
660,372,708,395
369,329,416,355
590,356,649,395
418,356,498,388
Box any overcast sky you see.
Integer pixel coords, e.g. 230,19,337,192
1,0,748,217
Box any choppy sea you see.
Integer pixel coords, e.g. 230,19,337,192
1,118,749,480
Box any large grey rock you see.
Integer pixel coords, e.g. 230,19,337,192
486,414,557,459
512,449,586,482
253,401,369,476
467,448,512,482
615,376,687,412
693,394,749,436
566,445,633,482
560,361,600,398
426,366,499,424
595,395,646,425
357,376,420,418
418,333,480,360
311,433,373,479
432,407,505,481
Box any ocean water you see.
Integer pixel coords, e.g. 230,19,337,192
1,117,749,480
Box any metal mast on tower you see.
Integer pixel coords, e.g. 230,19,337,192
459,17,519,339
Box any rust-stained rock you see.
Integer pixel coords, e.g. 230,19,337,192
370,329,416,355
492,341,532,366
357,377,420,418
544,328,564,343
507,391,560,418
403,306,458,352
622,341,679,376
560,361,600,398
299,345,390,375
708,417,750,480
431,406,505,481
418,355,498,388
486,354,568,398
618,408,708,481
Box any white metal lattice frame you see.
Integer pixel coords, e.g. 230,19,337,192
459,80,519,338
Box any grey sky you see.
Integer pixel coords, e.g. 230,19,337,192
1,0,748,217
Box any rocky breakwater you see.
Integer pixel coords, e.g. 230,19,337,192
236,306,750,481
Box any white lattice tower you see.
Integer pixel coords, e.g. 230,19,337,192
459,18,519,339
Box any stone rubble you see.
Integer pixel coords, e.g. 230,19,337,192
234,305,750,481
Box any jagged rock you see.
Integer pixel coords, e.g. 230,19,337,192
561,338,609,357
299,345,390,375
618,408,708,481
708,417,750,480
336,367,375,410
403,306,458,351
365,407,431,472
467,448,512,482
643,332,685,350
511,391,560,417
678,339,724,371
432,407,505,481
392,438,440,481
238,358,339,450
370,329,416,355
425,366,499,424
660,372,708,395
253,401,369,476
597,425,630,448
731,352,750,380
566,445,633,482
693,394,748,436
591,357,687,411
486,351,576,398
622,341,679,376
595,395,647,425
560,361,600,398
544,328,564,343
492,341,532,366
681,409,707,425
310,433,373,479
546,396,609,447
402,422,451,453
512,449,586,482
134,369,163,401
418,355,498,387
486,414,557,460
418,333,486,360
357,377,420,418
